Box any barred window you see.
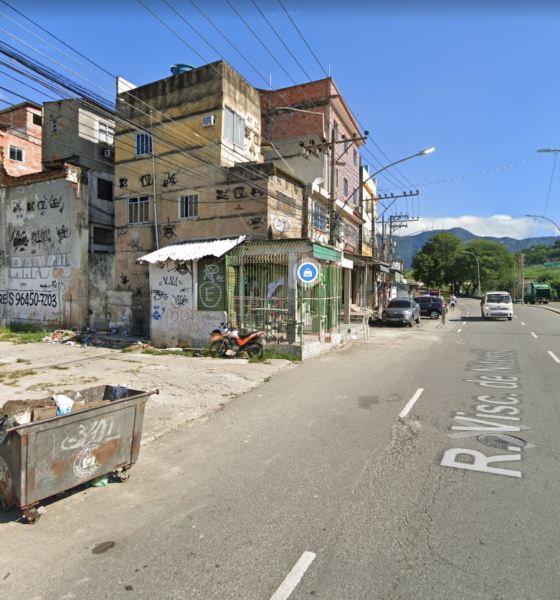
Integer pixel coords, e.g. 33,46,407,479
353,149,357,166
180,194,199,219
277,192,296,217
224,107,245,147
343,178,348,196
128,196,149,223
135,133,152,156
313,202,328,232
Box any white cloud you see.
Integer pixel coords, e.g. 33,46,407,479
402,215,560,239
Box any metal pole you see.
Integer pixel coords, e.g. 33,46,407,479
150,110,160,250
329,127,337,245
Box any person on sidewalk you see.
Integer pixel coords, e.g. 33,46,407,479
450,293,457,311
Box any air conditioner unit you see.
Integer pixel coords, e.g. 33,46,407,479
202,115,216,127
103,148,114,158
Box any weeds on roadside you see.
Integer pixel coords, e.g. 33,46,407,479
50,365,69,370
0,323,49,344
248,348,300,364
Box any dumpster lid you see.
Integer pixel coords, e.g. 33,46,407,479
136,236,247,265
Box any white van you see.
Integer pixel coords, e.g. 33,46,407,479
481,291,513,321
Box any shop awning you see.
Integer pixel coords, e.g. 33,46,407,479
379,266,390,274
137,235,247,265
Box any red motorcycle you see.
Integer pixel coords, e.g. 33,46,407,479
209,324,266,359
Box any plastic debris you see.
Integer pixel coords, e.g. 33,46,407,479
53,394,74,416
86,474,110,487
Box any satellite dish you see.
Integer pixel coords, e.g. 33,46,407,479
364,230,372,244
273,217,291,233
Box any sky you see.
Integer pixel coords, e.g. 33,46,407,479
1,0,560,241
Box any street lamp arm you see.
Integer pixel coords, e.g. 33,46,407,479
525,214,560,233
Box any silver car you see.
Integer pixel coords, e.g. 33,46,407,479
382,299,421,327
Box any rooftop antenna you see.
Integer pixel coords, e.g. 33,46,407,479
328,63,331,77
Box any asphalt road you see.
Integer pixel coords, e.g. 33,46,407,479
2,299,560,599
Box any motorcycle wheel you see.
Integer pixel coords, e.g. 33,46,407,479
246,342,264,359
209,339,229,357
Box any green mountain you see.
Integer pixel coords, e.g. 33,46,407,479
389,227,559,269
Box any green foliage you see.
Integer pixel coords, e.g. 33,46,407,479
523,240,560,266
248,347,300,363
0,324,49,344
412,233,514,294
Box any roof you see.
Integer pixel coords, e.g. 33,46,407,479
0,101,41,116
137,236,247,265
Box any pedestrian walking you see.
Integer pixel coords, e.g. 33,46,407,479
450,293,457,311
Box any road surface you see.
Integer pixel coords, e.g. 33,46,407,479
1,298,559,599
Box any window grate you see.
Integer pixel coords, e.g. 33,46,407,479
277,192,296,217
135,133,152,156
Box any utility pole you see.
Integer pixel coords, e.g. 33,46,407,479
381,215,387,262
329,127,337,245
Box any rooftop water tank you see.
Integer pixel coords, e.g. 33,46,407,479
171,64,194,76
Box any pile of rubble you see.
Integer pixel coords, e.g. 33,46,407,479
42,329,149,349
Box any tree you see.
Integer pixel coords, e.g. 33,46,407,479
412,232,463,288
463,239,514,293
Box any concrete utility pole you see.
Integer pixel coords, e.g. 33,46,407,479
329,127,337,245
381,215,387,262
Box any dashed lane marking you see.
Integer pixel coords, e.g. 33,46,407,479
548,351,560,363
457,329,462,333
521,322,526,326
270,552,316,600
399,388,424,419
531,332,538,338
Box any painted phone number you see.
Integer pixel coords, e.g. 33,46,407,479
0,291,58,307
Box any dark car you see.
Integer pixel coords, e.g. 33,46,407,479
413,295,447,319
382,299,421,327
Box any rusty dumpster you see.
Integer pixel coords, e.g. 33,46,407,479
0,385,158,524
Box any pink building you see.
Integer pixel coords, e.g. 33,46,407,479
0,101,43,177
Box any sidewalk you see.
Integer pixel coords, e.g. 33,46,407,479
0,342,294,445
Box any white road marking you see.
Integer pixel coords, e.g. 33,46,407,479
531,332,538,338
514,316,518,319
457,329,462,333
399,388,424,419
548,351,560,363
270,552,316,600
521,322,525,326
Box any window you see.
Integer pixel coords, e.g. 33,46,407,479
223,107,245,148
99,122,115,145
344,139,348,153
353,149,357,166
9,146,24,162
333,121,338,142
32,113,42,126
343,178,348,196
128,196,149,223
135,133,152,156
277,192,296,217
97,178,113,201
93,227,114,246
52,121,58,132
180,194,199,219
313,202,328,232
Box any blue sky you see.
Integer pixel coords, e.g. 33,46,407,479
2,0,560,240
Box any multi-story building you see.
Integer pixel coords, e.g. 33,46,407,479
110,61,306,336
0,101,43,177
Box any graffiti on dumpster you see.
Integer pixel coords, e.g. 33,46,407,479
61,418,121,451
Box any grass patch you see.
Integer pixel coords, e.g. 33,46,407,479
50,365,69,370
26,383,54,393
248,348,300,363
142,348,188,356
121,347,135,354
16,358,31,364
0,323,49,344
9,370,36,379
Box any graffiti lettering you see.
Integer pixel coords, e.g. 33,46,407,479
9,254,70,280
127,239,140,251
10,230,28,252
13,201,23,214
172,294,189,308
118,259,129,271
0,251,6,267
162,172,177,187
27,202,35,212
216,189,229,200
31,229,51,247
119,178,128,188
248,216,263,229
7,290,58,308
162,219,176,240
174,260,190,276
61,417,120,451
134,287,143,298
140,174,153,187
235,204,243,210
163,276,179,286
152,289,168,301
120,274,129,285
56,225,70,242
116,229,129,239
37,200,47,213
48,195,63,209
250,187,264,198
233,186,247,199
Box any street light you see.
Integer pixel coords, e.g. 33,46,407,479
525,214,560,233
462,250,481,297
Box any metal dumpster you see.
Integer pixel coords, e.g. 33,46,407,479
0,385,158,523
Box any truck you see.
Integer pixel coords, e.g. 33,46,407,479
524,281,553,304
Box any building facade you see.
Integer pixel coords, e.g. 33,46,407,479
0,102,43,177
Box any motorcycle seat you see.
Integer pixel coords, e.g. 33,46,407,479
237,332,259,339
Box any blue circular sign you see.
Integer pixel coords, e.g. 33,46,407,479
297,262,318,283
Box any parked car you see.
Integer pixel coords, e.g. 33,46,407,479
514,297,522,304
481,291,513,320
382,299,420,327
413,296,447,319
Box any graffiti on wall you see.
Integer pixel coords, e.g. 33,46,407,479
198,263,224,310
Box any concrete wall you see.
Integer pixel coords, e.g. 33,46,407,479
0,164,89,328
148,261,226,348
88,253,115,329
